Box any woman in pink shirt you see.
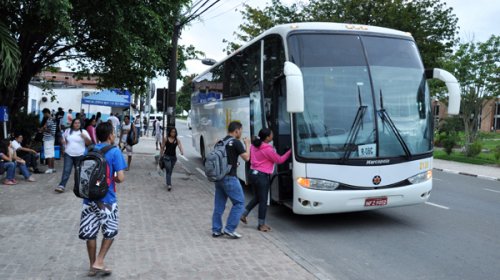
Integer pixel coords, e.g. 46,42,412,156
85,117,97,144
240,128,291,232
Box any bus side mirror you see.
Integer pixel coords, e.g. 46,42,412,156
284,62,304,113
425,68,461,115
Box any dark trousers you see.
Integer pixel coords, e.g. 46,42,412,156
17,151,38,171
244,172,271,225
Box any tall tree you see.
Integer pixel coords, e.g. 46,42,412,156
176,73,197,113
440,35,500,153
0,0,200,116
225,0,458,67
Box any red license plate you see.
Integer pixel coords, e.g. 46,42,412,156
364,197,388,207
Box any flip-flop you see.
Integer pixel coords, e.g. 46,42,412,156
87,269,97,277
92,266,112,276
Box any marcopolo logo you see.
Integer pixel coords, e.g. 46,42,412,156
366,159,390,165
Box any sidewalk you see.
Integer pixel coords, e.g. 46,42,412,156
433,159,500,181
0,137,316,280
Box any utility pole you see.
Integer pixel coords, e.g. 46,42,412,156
165,0,220,131
166,21,180,131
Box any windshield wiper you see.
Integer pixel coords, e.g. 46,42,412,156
378,89,412,159
341,85,367,162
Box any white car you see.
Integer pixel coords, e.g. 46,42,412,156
187,110,192,130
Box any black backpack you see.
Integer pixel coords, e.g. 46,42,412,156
74,145,115,200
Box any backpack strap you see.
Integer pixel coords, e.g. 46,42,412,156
97,144,116,156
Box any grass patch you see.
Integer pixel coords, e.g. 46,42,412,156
433,149,499,166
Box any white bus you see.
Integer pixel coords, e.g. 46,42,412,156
190,22,460,215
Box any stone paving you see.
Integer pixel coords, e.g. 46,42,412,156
0,137,315,280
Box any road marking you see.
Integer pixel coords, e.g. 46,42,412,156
179,154,188,161
196,167,206,177
425,202,450,210
484,188,500,194
433,178,443,181
186,135,192,138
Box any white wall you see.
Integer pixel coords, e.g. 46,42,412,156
28,85,115,123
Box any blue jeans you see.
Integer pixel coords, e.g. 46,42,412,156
59,154,82,188
243,172,270,226
1,161,16,180
212,176,245,234
164,156,177,185
16,162,31,179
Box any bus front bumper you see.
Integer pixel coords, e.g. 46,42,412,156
292,181,432,215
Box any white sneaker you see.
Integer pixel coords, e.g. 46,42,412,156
223,230,242,239
44,169,54,174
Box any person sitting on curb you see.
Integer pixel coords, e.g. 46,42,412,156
10,142,36,182
0,140,17,185
11,132,42,174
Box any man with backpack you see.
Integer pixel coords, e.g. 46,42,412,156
78,122,127,276
211,121,250,239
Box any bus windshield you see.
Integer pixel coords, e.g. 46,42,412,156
288,33,432,161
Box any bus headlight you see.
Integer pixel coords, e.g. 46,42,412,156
408,170,432,184
297,177,340,191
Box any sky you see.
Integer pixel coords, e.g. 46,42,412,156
153,0,499,90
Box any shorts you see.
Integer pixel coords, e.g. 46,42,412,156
43,139,55,158
120,142,133,156
79,202,119,240
155,133,162,142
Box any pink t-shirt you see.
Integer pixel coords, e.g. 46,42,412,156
250,142,291,174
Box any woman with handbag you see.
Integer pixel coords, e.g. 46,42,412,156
55,118,91,193
161,127,184,191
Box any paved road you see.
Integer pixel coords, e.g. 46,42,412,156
178,121,500,280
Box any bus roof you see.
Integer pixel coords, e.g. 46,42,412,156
195,22,413,80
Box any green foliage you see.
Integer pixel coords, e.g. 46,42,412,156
9,112,40,145
441,133,459,155
0,22,20,89
440,35,500,150
434,149,498,166
494,145,500,162
176,73,197,113
493,145,500,161
226,0,459,68
465,141,482,157
0,0,197,115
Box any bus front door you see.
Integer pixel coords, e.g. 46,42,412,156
269,78,293,205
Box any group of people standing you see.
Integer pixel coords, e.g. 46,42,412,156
211,121,291,238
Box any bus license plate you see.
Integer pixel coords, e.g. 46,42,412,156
365,197,388,207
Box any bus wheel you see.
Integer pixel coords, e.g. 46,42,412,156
200,138,206,163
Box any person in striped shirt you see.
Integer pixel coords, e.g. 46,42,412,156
41,108,57,174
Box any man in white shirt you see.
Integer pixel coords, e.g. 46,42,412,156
12,132,42,173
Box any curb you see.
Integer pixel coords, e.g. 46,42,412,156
433,168,500,182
